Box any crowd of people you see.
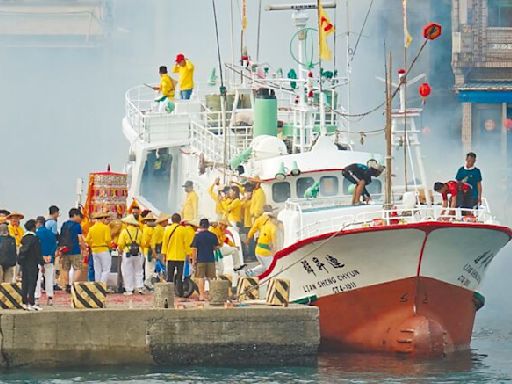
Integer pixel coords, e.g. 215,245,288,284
0,174,278,310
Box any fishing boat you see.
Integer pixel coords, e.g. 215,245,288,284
120,2,511,356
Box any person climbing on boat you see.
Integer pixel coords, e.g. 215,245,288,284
221,186,242,228
245,206,278,276
434,180,473,216
172,53,194,100
152,66,176,112
342,161,385,205
208,177,229,220
181,180,198,221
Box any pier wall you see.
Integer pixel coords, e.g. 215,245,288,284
0,306,319,368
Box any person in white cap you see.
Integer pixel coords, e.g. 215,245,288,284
117,215,144,295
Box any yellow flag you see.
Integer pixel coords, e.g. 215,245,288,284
242,0,248,31
402,0,412,48
318,2,335,61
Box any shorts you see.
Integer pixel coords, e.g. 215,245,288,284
195,262,216,279
61,254,83,271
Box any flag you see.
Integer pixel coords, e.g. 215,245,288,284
242,0,248,31
402,0,412,48
318,1,335,61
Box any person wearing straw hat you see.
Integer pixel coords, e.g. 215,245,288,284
7,212,25,248
117,214,144,295
85,212,112,284
141,212,158,290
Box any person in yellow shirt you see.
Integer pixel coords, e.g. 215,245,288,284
241,183,253,228
7,212,25,247
162,213,188,296
181,180,198,221
250,178,267,223
208,178,229,220
173,53,195,100
210,220,245,276
141,212,157,290
221,186,242,227
117,215,144,295
85,212,112,284
152,66,176,113
246,205,278,276
151,214,169,261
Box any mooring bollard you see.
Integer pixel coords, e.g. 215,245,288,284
209,279,230,306
153,282,175,309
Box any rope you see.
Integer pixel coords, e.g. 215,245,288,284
350,0,375,63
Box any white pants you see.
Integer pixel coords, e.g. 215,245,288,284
121,254,144,293
93,251,111,284
35,263,54,299
216,245,242,276
250,255,273,275
144,255,156,286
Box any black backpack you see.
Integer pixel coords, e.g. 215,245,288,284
0,235,17,267
127,229,140,257
58,222,74,254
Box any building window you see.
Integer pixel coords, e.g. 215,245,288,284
297,177,315,198
488,0,512,27
320,176,339,197
272,182,291,203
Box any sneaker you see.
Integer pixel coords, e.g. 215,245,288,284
21,304,29,311
26,305,37,311
47,297,53,306
31,305,43,311
54,285,62,291
234,264,248,272
123,291,133,296
137,289,145,295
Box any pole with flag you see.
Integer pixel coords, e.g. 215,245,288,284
402,0,412,48
317,1,335,135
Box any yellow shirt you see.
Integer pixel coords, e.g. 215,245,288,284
109,220,125,245
141,225,155,255
161,223,188,262
9,225,24,247
182,225,197,257
209,226,235,247
182,190,198,221
255,220,276,257
85,222,112,253
222,198,242,224
151,224,165,249
241,198,252,228
250,187,266,219
117,226,143,254
160,74,175,99
247,214,271,242
208,183,225,216
173,60,195,91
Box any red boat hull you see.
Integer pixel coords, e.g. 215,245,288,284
316,276,476,356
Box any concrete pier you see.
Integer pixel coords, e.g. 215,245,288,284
0,305,319,368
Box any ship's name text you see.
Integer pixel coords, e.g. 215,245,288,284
302,270,360,294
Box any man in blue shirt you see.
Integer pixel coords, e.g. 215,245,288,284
35,217,57,306
45,205,60,236
59,208,85,292
190,218,219,301
455,152,482,208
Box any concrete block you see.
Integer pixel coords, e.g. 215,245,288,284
153,283,174,308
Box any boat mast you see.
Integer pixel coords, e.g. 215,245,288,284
384,52,393,209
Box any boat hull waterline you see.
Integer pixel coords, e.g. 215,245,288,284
261,222,512,356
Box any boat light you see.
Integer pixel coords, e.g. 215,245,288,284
290,161,301,177
275,162,287,181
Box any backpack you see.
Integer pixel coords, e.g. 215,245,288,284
0,235,17,267
127,229,140,257
58,222,74,254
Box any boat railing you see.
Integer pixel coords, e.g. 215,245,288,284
295,201,496,241
190,120,240,164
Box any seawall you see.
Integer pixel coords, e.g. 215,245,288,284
0,306,319,368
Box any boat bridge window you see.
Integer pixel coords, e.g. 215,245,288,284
342,177,382,196
320,176,339,197
297,177,315,198
272,182,291,203
140,148,173,212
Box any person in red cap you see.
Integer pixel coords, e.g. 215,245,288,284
172,53,195,100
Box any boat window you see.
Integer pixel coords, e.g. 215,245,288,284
272,182,291,203
320,176,339,197
342,177,382,197
297,177,315,198
140,148,173,212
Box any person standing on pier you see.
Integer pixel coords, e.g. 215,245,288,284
18,219,44,311
85,212,112,284
162,213,187,297
172,53,195,100
7,212,25,248
0,222,17,283
45,205,60,236
190,218,218,301
181,180,198,221
35,216,57,306
59,208,86,292
117,214,144,295
141,212,157,290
